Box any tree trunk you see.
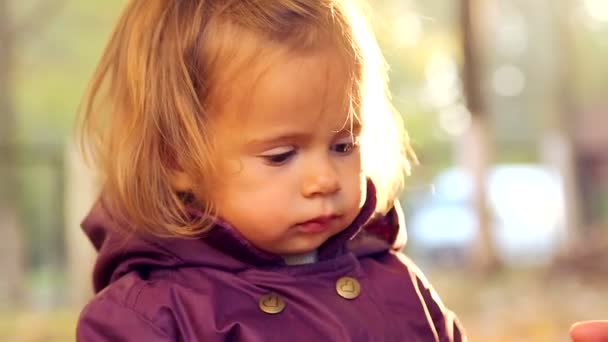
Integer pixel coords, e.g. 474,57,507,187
546,0,583,254
0,0,26,307
460,0,502,275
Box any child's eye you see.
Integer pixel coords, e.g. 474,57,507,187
259,148,296,166
331,137,358,154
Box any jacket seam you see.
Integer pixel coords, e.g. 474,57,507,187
130,280,151,308
94,294,169,338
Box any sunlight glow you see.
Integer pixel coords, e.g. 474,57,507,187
585,0,608,22
393,12,423,48
348,2,408,208
424,53,461,107
438,104,471,137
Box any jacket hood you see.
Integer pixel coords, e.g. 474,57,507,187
82,181,407,293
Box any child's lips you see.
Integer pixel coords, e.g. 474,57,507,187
297,215,340,233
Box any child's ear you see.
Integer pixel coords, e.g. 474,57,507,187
169,171,194,192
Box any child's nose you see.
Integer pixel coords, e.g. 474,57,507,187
301,159,340,198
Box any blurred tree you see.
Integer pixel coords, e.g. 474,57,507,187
459,0,501,274
0,0,64,308
7,0,124,308
551,0,583,248
0,0,26,308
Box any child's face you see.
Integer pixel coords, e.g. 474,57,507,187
208,48,364,256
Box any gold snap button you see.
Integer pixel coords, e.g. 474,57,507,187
336,276,361,300
259,293,286,314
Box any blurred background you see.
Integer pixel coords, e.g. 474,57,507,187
0,0,607,340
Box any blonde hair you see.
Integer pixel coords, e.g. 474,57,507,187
78,0,413,237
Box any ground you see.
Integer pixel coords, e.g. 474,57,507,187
430,268,608,342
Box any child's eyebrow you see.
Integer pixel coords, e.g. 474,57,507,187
246,121,362,149
247,132,310,149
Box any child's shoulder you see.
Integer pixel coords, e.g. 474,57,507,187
84,271,167,318
78,271,184,340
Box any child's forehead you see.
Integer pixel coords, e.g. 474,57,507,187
206,48,360,146
214,36,351,87
210,44,356,122
252,48,350,98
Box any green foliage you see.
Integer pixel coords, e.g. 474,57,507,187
14,0,127,143
572,26,608,104
8,0,127,310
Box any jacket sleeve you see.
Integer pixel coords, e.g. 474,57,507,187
396,253,467,342
77,297,172,342
413,272,466,342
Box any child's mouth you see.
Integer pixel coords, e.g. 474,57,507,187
297,215,340,233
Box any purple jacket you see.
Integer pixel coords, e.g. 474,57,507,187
77,185,465,341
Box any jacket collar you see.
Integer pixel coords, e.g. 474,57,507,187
202,180,378,266
83,180,405,292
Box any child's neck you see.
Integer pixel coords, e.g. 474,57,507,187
281,250,318,265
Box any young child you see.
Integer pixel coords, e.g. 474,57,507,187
77,0,465,340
